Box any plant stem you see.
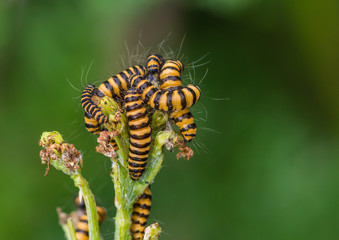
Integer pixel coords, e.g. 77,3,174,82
71,173,100,240
66,218,77,240
111,130,176,240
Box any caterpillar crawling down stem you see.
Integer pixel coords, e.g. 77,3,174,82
130,187,152,240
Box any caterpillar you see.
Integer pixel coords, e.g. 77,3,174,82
124,89,151,181
81,85,109,124
74,195,107,240
145,53,164,83
158,60,197,142
95,65,146,104
84,112,118,150
130,187,152,240
130,74,201,112
158,59,184,90
81,65,147,125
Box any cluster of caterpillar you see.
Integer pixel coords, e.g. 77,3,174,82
74,195,107,240
80,53,201,239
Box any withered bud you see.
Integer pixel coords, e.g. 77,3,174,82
96,130,120,158
176,146,194,160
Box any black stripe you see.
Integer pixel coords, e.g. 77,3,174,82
129,161,147,168
181,123,197,132
186,86,197,104
174,112,193,123
130,141,151,148
118,72,128,81
184,133,196,137
79,219,88,223
96,89,105,98
132,220,147,226
129,119,150,130
113,76,123,94
130,131,151,140
126,68,133,76
130,75,142,87
103,80,113,94
125,103,143,112
75,229,89,236
143,87,157,103
85,123,100,128
129,148,149,155
134,203,151,210
129,168,146,173
82,101,91,109
161,66,179,72
166,91,173,112
127,111,147,120
178,88,187,109
161,75,181,83
139,193,152,200
153,91,163,109
129,155,148,162
132,211,149,218
137,81,150,93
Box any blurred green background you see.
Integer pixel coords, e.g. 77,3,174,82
1,0,339,239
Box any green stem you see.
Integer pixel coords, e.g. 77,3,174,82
66,218,77,240
112,159,132,240
112,130,175,240
71,173,100,240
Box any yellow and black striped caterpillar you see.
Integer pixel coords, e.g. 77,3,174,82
84,112,118,150
145,53,164,83
130,74,201,112
158,59,197,142
130,187,152,240
81,65,147,125
74,195,107,240
81,85,109,124
124,89,151,180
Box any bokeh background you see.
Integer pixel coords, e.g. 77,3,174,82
1,0,339,239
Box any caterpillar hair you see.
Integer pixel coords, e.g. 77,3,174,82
130,187,152,240
124,89,151,180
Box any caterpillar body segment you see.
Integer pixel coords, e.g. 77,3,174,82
81,85,109,124
145,54,164,83
75,214,90,240
159,60,184,90
157,60,197,142
84,112,118,150
96,65,146,102
84,112,101,134
130,74,201,112
75,207,107,240
74,196,107,240
170,108,197,142
124,89,151,180
130,187,152,240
